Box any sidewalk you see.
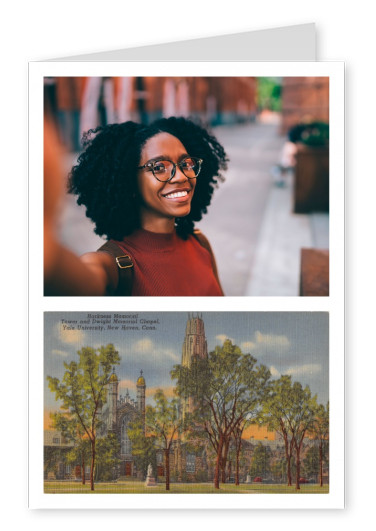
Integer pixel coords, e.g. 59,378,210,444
244,174,329,296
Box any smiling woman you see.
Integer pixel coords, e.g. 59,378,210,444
45,117,228,296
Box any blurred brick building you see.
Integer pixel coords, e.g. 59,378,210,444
280,77,329,135
122,76,258,125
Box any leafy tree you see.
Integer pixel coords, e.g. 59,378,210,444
271,458,287,484
309,402,329,486
260,375,299,487
257,77,282,111
50,412,90,484
44,446,65,479
249,443,271,478
287,383,318,490
95,433,121,481
127,415,157,479
302,445,320,482
47,343,120,490
172,339,270,489
145,389,183,491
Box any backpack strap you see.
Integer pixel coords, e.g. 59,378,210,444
97,241,133,296
193,229,224,295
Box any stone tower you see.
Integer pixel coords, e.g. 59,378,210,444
108,368,119,431
182,313,208,368
181,313,208,422
136,370,146,432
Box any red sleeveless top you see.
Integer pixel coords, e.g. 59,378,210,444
114,229,223,296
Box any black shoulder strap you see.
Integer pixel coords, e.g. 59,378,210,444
97,241,134,296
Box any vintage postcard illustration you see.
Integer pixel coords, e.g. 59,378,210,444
44,311,329,497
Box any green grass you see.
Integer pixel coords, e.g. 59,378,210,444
44,480,329,494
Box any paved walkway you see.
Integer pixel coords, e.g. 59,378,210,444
245,174,328,296
199,121,329,296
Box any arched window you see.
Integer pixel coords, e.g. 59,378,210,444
186,453,196,473
121,415,132,456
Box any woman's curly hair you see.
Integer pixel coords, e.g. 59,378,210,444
68,116,228,240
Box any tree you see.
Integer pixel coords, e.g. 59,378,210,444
309,402,329,486
302,445,320,482
249,443,271,479
44,446,65,480
50,412,90,484
172,339,270,489
287,383,318,490
145,389,183,491
257,77,282,112
47,343,120,490
127,415,157,479
259,375,302,488
95,433,120,481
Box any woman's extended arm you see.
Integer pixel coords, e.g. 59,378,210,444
44,118,118,296
44,237,118,295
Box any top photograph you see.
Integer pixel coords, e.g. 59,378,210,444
44,76,329,297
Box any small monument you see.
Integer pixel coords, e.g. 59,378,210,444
145,463,157,487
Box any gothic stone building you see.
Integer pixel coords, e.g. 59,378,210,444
99,370,146,478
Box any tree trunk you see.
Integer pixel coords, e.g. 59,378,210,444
282,431,292,486
214,436,224,489
319,441,323,487
81,453,85,485
235,436,242,485
90,438,95,491
235,444,241,486
295,442,302,490
221,438,229,484
286,456,292,486
165,449,170,491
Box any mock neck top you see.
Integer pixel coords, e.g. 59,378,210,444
113,228,223,296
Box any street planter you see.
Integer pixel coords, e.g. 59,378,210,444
293,143,329,214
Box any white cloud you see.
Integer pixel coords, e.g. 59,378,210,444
240,341,256,351
215,334,235,344
51,349,69,357
286,364,321,377
130,339,179,362
270,365,281,378
254,331,290,349
134,338,154,352
57,323,85,345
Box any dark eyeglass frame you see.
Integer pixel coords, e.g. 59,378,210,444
138,156,203,182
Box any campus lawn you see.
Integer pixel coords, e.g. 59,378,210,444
44,480,329,494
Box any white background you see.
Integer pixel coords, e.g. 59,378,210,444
29,61,344,510
1,0,370,528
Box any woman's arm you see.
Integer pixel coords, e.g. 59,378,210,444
44,233,118,296
44,117,118,296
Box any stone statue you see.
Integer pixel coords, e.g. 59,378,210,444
145,463,156,487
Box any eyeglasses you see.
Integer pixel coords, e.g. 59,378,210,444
138,156,203,182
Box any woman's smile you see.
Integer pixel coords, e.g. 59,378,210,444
162,187,192,200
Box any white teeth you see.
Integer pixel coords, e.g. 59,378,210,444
165,191,188,199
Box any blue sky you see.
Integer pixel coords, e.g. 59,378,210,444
44,311,329,411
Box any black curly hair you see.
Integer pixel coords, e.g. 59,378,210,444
68,116,228,240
